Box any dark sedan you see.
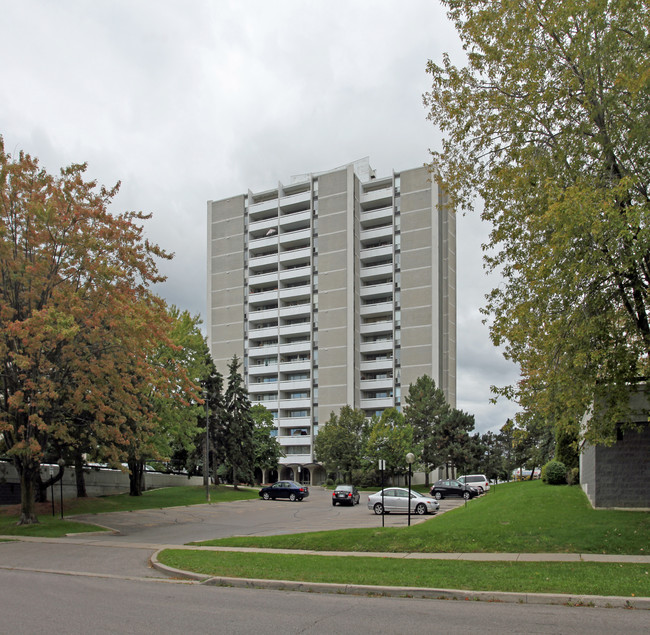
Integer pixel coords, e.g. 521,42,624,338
332,484,360,506
430,479,478,500
259,480,309,501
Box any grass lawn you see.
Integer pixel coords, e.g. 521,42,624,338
157,549,650,598
0,485,258,537
196,480,650,555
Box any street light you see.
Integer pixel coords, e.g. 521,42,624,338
57,458,65,520
406,452,415,527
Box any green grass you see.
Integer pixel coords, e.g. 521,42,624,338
0,485,258,537
157,549,650,597
196,480,650,554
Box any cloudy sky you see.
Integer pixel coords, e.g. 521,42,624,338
1,0,520,433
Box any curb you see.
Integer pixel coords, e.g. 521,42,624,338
150,550,650,610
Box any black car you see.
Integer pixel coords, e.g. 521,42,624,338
259,480,309,501
332,484,360,506
429,479,478,500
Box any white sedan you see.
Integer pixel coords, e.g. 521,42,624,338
367,488,440,515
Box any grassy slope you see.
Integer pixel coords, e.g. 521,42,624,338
157,549,650,597
197,480,650,554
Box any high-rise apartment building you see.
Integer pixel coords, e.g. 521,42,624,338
207,158,455,485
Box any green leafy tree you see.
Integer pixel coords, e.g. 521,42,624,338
251,404,283,480
222,355,254,488
365,408,416,483
314,405,367,482
0,139,175,522
425,0,650,444
403,375,450,485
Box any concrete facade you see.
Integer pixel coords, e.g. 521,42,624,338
207,158,456,484
580,387,650,509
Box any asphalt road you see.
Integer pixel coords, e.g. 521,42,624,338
3,569,649,635
70,485,467,544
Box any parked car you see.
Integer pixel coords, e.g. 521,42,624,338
457,474,490,493
332,484,360,506
429,479,478,500
259,480,309,501
367,488,440,515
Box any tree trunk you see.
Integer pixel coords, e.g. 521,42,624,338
16,461,40,525
74,451,87,497
128,459,144,496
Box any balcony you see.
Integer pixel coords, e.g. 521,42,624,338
279,358,311,373
360,358,393,373
248,325,279,341
280,264,311,282
360,262,393,282
279,246,311,266
279,189,311,212
360,185,392,210
249,253,279,270
279,340,311,356
279,209,311,231
360,396,394,410
279,303,311,319
248,361,278,375
279,397,312,410
360,301,393,318
360,244,393,263
360,206,393,227
248,344,278,359
280,284,311,302
248,270,279,287
360,282,393,300
279,379,311,392
360,225,393,245
248,234,278,251
279,227,311,249
360,319,393,335
360,377,394,391
360,339,394,355
248,289,278,306
279,321,310,337
248,197,278,218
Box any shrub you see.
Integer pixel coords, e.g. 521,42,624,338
542,460,567,485
566,467,580,486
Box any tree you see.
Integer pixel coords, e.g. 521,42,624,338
425,1,650,444
314,406,367,482
222,355,254,488
251,404,283,481
437,408,476,474
0,139,174,523
365,408,416,484
403,375,450,485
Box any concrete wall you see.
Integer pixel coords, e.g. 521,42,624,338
0,462,203,502
580,424,650,509
207,195,246,374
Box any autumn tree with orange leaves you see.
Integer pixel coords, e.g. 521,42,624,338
0,137,199,524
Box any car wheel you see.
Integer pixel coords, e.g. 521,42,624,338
434,491,442,500
373,502,384,515
289,493,297,501
477,486,484,494
415,503,427,515
463,491,470,500
332,501,337,506
262,492,270,500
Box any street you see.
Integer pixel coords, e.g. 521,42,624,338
2,569,649,635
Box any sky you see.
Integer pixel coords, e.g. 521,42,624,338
0,0,521,433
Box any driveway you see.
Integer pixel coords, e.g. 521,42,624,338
70,486,466,545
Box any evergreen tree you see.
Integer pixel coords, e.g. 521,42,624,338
403,375,450,485
223,355,254,488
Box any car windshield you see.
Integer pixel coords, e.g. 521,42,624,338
336,486,352,492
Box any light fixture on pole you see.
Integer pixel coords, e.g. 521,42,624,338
406,452,415,527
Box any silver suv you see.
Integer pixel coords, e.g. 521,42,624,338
457,474,490,493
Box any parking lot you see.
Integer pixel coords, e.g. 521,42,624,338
71,485,470,544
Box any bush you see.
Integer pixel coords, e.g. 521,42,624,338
542,460,567,485
566,467,580,486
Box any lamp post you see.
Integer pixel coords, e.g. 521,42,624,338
204,388,210,503
406,452,415,527
57,458,65,520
